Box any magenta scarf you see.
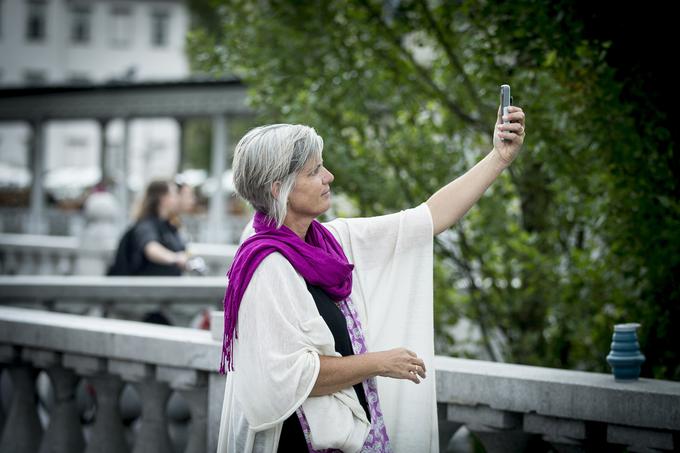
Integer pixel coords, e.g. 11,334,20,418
219,210,355,374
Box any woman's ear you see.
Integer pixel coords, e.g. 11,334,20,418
271,181,281,200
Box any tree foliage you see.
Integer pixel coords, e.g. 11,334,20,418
186,0,678,380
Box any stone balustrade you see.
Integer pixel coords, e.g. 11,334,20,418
0,234,84,275
0,306,225,453
0,275,227,326
0,233,237,277
0,275,227,302
0,207,251,247
0,207,84,237
434,356,680,452
1,306,678,453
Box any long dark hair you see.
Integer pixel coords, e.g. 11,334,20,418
133,179,173,221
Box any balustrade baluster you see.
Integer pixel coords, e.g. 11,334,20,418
175,386,206,453
85,373,129,453
0,362,43,453
131,377,173,453
523,413,587,453
65,354,129,453
5,250,19,274
17,251,35,275
447,403,534,452
39,365,86,453
437,402,462,452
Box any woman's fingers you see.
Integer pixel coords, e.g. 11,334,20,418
499,122,524,134
499,131,521,141
413,364,426,379
414,358,426,373
407,369,421,384
407,360,427,382
384,348,427,383
502,107,525,124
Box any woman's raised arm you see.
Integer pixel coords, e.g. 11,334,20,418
426,105,525,236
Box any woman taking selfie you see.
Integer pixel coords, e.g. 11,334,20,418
217,102,525,452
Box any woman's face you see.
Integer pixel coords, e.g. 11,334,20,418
178,185,196,213
159,184,179,216
285,156,334,219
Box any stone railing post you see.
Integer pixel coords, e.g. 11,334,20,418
19,347,87,453
448,403,534,452
523,413,589,452
0,346,43,453
437,402,462,452
158,366,208,453
607,424,676,452
106,359,180,453
64,354,129,453
130,377,173,453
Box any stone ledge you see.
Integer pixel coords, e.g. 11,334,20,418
435,355,680,432
0,306,220,371
0,275,227,302
607,424,675,450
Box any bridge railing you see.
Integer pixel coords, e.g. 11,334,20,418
0,305,678,452
0,233,237,277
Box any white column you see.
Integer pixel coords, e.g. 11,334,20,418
208,114,228,243
118,118,131,229
28,120,46,235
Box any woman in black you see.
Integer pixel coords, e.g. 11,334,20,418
107,179,189,324
131,179,189,276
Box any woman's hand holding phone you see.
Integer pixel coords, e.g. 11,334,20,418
493,84,526,167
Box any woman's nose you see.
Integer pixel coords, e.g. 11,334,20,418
325,169,334,183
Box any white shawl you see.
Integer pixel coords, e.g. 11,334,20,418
216,202,438,452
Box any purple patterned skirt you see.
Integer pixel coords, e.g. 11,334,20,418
294,294,393,452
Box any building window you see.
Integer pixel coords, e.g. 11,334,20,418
65,135,89,148
26,0,47,43
70,5,91,44
150,10,169,47
24,69,47,85
110,5,132,48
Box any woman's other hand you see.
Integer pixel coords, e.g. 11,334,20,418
144,241,188,269
376,348,427,384
493,105,526,167
173,251,189,270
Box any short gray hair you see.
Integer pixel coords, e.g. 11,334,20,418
232,124,324,229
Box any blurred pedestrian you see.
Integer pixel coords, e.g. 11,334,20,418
107,179,189,325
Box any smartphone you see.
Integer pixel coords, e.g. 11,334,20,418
500,84,512,125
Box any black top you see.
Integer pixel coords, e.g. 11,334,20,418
132,216,186,276
276,282,371,452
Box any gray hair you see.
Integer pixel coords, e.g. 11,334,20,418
232,124,324,229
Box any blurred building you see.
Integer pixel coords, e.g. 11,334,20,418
0,0,191,215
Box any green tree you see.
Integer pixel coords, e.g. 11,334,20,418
186,0,678,379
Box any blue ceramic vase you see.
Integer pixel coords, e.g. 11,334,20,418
606,323,645,381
